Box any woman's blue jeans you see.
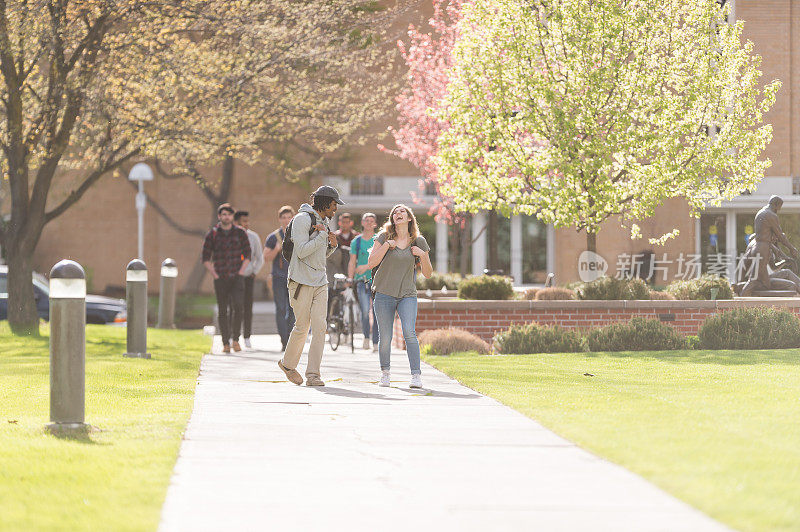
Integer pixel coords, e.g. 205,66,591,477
356,281,379,344
373,293,421,375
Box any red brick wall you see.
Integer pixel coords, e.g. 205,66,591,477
408,298,800,344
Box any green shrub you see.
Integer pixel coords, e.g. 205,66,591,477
535,287,576,300
649,290,676,300
686,335,701,350
457,275,514,300
493,323,584,354
586,316,688,351
577,276,650,300
666,274,734,300
419,328,490,355
416,271,462,291
698,307,800,349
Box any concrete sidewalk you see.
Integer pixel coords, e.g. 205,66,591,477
159,334,728,532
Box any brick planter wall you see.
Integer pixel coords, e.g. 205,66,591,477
400,298,800,345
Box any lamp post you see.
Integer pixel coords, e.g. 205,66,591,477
46,259,89,435
128,163,154,260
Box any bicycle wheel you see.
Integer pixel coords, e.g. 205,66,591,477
328,296,342,351
347,301,355,353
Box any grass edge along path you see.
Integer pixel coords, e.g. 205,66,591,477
0,323,210,531
423,349,800,532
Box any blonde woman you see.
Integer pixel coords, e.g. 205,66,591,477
363,204,433,388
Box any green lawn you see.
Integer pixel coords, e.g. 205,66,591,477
424,349,800,532
0,323,210,531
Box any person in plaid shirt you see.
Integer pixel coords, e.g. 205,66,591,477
202,203,252,353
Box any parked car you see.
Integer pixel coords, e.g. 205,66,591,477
0,265,126,324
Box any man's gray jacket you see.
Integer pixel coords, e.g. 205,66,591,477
287,203,337,287
242,228,264,277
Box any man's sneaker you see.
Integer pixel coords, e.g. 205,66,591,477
379,370,391,387
244,338,252,349
232,341,242,352
362,338,370,350
222,344,231,354
305,375,325,387
278,360,303,385
410,374,423,389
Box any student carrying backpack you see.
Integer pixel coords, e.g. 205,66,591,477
281,211,317,263
276,187,344,388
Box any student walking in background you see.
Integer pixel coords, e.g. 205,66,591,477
234,210,264,349
334,212,359,248
348,212,379,352
366,204,432,388
202,203,252,354
326,212,358,317
263,206,296,351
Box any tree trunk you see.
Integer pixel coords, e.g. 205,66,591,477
6,248,40,336
183,210,218,294
181,155,235,293
586,231,597,253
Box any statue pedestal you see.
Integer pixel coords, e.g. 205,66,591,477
751,290,797,297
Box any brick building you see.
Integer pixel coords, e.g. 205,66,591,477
16,0,800,293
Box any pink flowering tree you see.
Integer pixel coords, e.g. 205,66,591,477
381,0,480,272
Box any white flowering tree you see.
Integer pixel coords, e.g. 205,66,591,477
435,0,779,253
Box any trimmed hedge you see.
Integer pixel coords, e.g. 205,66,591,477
417,271,462,291
577,276,650,300
666,274,734,300
649,290,676,301
698,307,800,349
494,323,584,354
523,288,539,300
535,287,576,300
457,275,514,300
586,316,688,351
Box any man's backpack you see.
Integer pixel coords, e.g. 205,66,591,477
281,211,318,263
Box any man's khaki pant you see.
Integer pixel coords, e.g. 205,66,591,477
282,280,328,378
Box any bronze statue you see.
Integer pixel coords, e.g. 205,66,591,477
734,195,800,296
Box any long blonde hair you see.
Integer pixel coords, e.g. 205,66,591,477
381,203,420,242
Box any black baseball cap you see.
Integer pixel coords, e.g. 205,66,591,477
312,185,345,205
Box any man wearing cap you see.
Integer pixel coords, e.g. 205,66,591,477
277,185,343,387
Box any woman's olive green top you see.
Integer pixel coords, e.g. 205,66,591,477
372,232,430,298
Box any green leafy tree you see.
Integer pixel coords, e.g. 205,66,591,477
434,0,779,253
127,0,402,292
0,0,404,334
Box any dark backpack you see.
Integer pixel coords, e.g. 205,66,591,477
281,211,318,263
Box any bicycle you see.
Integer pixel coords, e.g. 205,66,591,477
328,273,355,352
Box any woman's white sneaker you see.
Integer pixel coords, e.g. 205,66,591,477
379,370,391,387
410,374,423,389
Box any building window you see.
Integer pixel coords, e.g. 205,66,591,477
700,213,728,276
423,179,437,196
793,176,800,195
350,176,384,196
522,215,547,283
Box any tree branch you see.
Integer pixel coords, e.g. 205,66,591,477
125,180,206,237
44,147,140,224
